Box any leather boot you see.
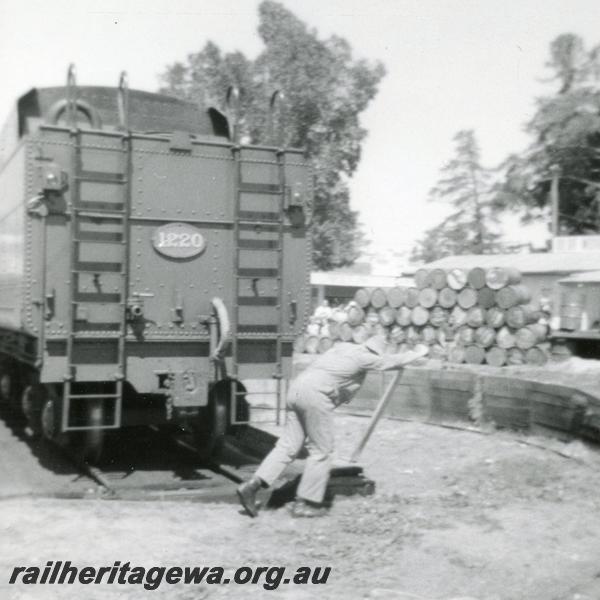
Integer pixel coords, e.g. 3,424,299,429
236,476,263,517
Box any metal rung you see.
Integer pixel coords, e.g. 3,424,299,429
73,332,121,339
76,170,125,184
238,268,279,277
78,213,125,223
237,324,279,332
76,231,124,243
74,201,125,212
75,261,122,273
74,292,121,303
239,182,282,194
238,210,279,222
63,423,120,432
238,239,280,250
238,296,278,306
73,322,122,332
68,394,120,400
74,208,125,218
239,221,281,230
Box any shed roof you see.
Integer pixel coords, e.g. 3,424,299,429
559,270,600,284
311,271,412,288
409,252,600,275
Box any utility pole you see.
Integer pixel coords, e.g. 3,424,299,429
549,164,561,237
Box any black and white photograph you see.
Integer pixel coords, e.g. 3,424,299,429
2,1,600,598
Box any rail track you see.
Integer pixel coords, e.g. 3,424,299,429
0,399,372,507
63,428,250,503
0,401,270,504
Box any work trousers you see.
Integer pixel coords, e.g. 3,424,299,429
255,383,334,504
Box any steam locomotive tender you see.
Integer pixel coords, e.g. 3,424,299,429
0,67,311,461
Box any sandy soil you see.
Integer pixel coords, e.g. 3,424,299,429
2,414,600,600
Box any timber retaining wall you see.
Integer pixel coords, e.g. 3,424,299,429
293,357,600,444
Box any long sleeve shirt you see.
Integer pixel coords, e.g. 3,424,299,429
292,342,423,406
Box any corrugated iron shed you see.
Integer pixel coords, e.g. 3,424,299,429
559,270,600,284
408,252,600,275
311,271,412,288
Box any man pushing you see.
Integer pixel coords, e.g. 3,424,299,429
236,335,429,518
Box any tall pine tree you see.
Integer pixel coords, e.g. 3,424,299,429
498,33,600,235
159,1,385,270
411,130,501,263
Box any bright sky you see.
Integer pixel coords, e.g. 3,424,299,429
1,0,600,257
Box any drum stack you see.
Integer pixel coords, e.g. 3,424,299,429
296,267,551,367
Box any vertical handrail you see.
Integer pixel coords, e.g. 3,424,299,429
36,208,49,370
274,137,286,426
63,64,80,431
230,143,241,422
63,126,81,432
271,89,287,425
227,84,242,425
66,64,77,129
226,86,241,143
115,71,132,428
117,71,130,131
269,90,286,147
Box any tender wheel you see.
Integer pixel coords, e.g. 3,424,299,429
41,396,55,440
80,399,105,465
21,385,47,436
194,394,228,462
41,394,105,464
41,394,67,446
0,366,21,411
193,379,250,462
0,373,10,408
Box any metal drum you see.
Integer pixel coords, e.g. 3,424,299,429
405,287,420,308
347,304,365,326
386,286,407,308
426,268,447,290
467,267,487,290
485,267,521,290
560,289,585,331
414,269,430,289
354,288,372,308
447,268,467,290
370,287,388,309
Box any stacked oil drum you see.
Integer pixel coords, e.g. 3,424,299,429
296,266,551,367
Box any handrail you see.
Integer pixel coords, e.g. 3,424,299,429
269,90,286,147
117,71,129,131
225,86,241,143
66,64,77,129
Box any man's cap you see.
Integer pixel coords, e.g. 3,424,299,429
364,335,387,356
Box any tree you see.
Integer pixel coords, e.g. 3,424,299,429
498,33,600,235
411,130,502,263
159,1,385,270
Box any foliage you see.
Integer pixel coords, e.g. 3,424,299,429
159,1,385,270
411,130,502,263
498,33,600,234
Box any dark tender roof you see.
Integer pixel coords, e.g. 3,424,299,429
17,86,219,136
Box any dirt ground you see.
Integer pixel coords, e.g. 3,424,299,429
2,414,600,600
